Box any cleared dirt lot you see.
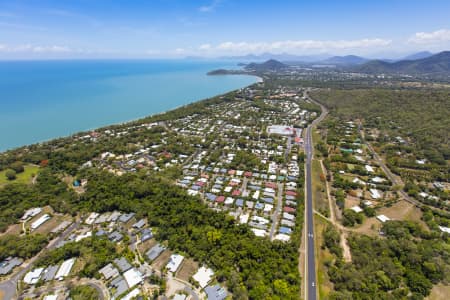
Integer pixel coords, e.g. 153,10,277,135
176,258,198,282
378,200,426,226
151,250,172,271
138,238,157,255
427,284,450,300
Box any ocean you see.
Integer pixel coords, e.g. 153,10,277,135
0,60,258,151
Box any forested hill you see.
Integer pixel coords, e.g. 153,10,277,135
244,59,289,71
310,88,450,166
317,55,369,65
354,51,450,75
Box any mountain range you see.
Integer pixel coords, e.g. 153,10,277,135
238,51,450,75
220,52,331,62
219,51,438,66
353,51,450,75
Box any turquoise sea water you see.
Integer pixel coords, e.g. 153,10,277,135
0,60,258,151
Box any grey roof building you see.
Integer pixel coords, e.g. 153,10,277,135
204,284,228,300
119,213,135,223
41,265,59,282
108,231,123,242
133,219,147,229
146,244,166,261
110,275,128,299
114,257,132,273
140,228,153,242
99,263,120,280
0,257,23,275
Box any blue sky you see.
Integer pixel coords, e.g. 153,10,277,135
0,0,449,59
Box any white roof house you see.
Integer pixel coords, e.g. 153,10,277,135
31,214,51,230
264,204,273,212
377,215,390,223
21,207,42,221
365,165,375,173
370,189,382,199
251,228,267,237
24,267,44,284
43,295,58,300
283,212,295,221
274,234,291,242
122,288,141,300
239,213,249,224
350,206,363,213
371,176,386,183
438,226,450,234
75,231,92,242
55,258,76,280
187,189,199,196
353,178,366,185
224,197,234,205
85,212,99,225
363,200,373,207
167,254,184,273
123,268,143,289
193,266,214,288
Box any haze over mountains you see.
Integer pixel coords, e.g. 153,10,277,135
354,51,450,75
239,51,450,76
218,51,437,66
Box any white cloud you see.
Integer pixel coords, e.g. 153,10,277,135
408,29,450,44
0,44,72,53
32,45,70,53
199,43,211,50
199,38,392,54
199,0,222,12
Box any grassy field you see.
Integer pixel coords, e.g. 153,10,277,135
314,214,334,299
427,284,450,300
312,160,329,217
0,164,39,187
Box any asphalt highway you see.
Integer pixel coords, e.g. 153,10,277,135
303,89,328,300
304,124,317,300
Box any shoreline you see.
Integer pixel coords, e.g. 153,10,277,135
0,74,262,154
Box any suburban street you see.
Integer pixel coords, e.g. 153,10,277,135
0,220,81,300
269,183,284,240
